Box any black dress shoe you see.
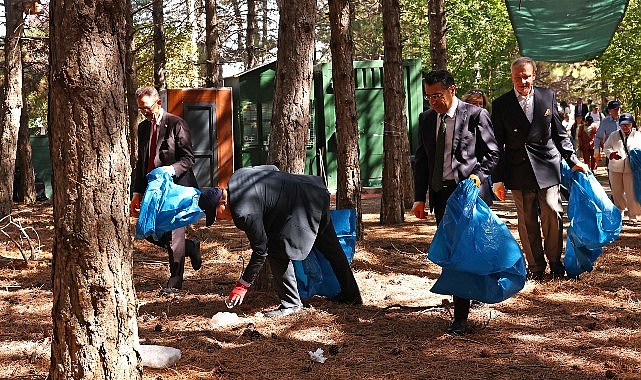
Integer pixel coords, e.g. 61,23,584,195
550,262,565,279
447,319,468,336
263,306,303,318
187,239,201,271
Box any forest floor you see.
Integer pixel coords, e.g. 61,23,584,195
1,166,640,380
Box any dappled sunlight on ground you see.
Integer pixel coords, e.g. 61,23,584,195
1,166,640,379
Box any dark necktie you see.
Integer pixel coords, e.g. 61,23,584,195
147,121,157,173
431,114,447,192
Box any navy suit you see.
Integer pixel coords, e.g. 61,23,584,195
492,87,581,275
228,166,361,308
133,111,199,289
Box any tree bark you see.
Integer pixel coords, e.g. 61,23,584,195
246,0,258,69
205,0,221,87
380,0,409,224
18,84,36,203
230,0,245,67
0,0,24,217
253,0,316,290
428,0,447,70
126,0,139,172
267,0,316,173
48,0,141,376
329,0,363,239
261,0,270,58
153,0,167,89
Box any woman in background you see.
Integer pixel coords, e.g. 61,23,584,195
603,113,641,222
462,89,489,109
578,115,598,171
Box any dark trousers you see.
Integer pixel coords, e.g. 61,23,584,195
148,226,187,289
268,210,361,309
433,181,471,322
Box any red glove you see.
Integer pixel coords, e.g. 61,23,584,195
412,201,427,219
492,182,506,201
609,152,622,160
227,282,250,308
129,193,142,217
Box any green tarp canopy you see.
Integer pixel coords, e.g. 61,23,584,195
505,0,629,62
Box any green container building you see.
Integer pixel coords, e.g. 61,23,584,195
224,58,423,191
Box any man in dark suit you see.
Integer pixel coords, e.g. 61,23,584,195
129,86,201,295
198,165,362,317
412,69,499,335
491,57,588,282
575,98,589,119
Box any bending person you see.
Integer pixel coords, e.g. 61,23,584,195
199,165,362,317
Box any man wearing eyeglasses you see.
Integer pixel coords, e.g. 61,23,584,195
129,86,201,295
412,69,500,335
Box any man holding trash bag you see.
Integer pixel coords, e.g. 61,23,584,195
129,86,201,295
491,57,588,281
198,165,362,317
412,69,500,335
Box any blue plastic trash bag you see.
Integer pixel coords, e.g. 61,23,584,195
560,160,575,197
293,209,356,299
135,168,205,240
428,179,526,304
629,148,641,204
565,236,602,277
562,168,622,278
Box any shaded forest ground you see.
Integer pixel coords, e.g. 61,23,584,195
1,166,640,379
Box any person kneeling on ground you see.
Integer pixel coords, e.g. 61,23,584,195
198,165,362,317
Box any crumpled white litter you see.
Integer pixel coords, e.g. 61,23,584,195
308,348,327,363
138,345,181,368
211,311,241,327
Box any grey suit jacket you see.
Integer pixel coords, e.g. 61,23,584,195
228,166,330,283
491,87,580,190
414,101,499,208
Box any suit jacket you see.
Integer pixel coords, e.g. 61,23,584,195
414,100,499,208
133,111,198,194
491,87,580,190
228,166,330,283
576,103,589,118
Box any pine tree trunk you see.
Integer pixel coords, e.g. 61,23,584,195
126,0,139,172
246,0,258,69
329,0,363,239
380,0,408,224
205,0,220,87
0,0,24,217
230,0,245,66
18,86,36,203
254,0,316,291
48,0,141,377
153,0,166,89
428,0,447,70
267,0,316,173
